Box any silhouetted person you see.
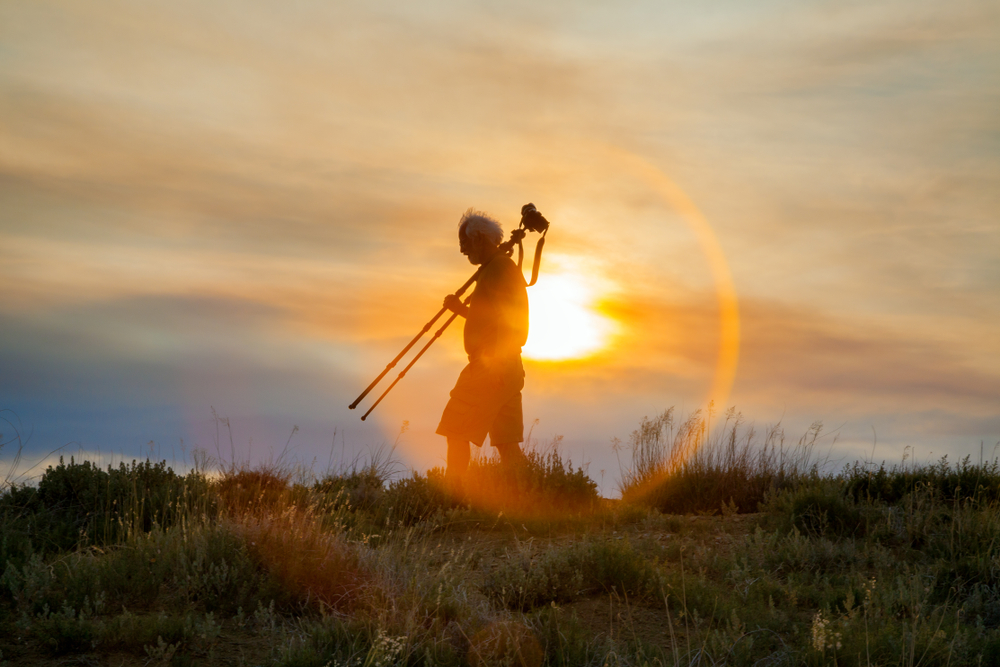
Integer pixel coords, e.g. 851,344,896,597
436,209,529,496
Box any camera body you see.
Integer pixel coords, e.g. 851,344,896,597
520,203,549,234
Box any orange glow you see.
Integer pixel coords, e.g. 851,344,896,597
522,268,618,361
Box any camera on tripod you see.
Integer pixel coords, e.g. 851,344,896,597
520,203,550,234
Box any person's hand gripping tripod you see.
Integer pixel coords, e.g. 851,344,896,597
348,203,550,420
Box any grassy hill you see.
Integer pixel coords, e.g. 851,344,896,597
2,412,999,666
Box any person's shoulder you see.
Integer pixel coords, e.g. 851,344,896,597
490,254,518,271
486,254,525,284
481,253,512,277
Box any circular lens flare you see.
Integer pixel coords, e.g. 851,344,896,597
603,144,741,473
523,272,616,361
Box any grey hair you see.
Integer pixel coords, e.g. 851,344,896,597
458,208,503,246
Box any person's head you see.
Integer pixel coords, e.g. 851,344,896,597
457,208,503,265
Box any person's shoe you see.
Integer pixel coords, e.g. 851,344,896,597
444,472,467,507
495,443,528,492
495,443,526,465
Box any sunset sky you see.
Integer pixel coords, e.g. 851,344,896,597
2,1,998,491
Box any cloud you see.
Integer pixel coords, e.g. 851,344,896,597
732,300,1000,414
1,0,997,478
521,291,1000,436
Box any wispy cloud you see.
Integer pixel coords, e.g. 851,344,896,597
1,0,997,471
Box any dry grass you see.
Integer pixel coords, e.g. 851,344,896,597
459,437,601,521
234,506,373,612
618,406,822,514
5,409,1000,666
217,466,295,516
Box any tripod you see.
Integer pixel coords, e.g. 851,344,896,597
349,204,549,420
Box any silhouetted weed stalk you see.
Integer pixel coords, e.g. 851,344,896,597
2,408,1000,665
617,406,825,514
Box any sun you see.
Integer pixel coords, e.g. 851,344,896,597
522,271,617,361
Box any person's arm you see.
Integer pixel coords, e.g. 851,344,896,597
443,293,470,318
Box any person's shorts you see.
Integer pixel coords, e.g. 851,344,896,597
435,355,524,447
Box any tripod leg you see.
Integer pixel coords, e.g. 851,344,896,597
348,267,481,409
360,304,465,421
348,307,445,409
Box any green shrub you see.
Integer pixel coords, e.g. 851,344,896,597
1,552,56,617
0,483,45,572
275,616,387,667
0,458,213,564
217,466,292,514
99,610,222,654
315,468,385,512
31,603,97,656
2,521,282,619
380,469,453,526
845,455,1000,506
483,546,586,611
762,479,865,537
585,538,663,597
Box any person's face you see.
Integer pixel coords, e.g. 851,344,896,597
459,228,485,265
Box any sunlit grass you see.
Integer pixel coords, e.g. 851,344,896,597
3,411,1000,665
616,406,822,514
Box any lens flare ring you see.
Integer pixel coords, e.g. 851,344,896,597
605,144,742,471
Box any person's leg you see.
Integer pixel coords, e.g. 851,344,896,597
445,437,471,496
493,441,527,468
437,361,493,496
490,376,526,471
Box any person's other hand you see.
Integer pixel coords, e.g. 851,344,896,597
443,294,464,314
